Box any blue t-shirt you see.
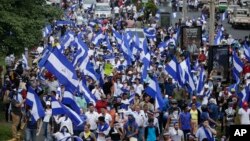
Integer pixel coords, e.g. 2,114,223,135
180,112,191,130
147,127,156,141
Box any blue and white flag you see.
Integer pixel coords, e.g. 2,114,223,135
196,67,206,95
62,91,81,114
142,53,151,80
72,36,89,67
38,48,78,93
51,96,65,115
63,105,84,126
92,31,105,45
43,25,52,38
233,52,244,74
26,87,45,121
84,61,100,83
144,28,156,40
221,12,226,21
233,70,241,84
173,12,177,18
56,20,75,27
22,54,29,70
244,43,250,62
112,28,122,45
201,14,206,21
179,58,196,92
155,10,160,21
145,77,165,110
238,85,250,106
214,30,222,45
165,57,181,84
78,80,97,105
129,93,135,104
59,31,75,51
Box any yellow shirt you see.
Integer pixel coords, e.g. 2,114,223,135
190,109,198,120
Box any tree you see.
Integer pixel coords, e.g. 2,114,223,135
0,0,63,55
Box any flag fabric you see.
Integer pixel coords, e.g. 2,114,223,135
214,30,222,45
84,61,100,83
143,28,156,40
221,12,226,21
78,80,97,105
92,31,105,45
62,91,81,114
22,54,29,69
129,93,135,104
173,12,177,18
196,67,206,95
26,87,45,121
72,35,89,67
243,43,250,62
238,85,250,106
155,10,160,21
145,77,165,110
201,14,206,21
51,96,65,115
38,48,78,93
142,53,151,80
43,25,52,38
165,57,181,84
63,105,84,126
59,31,75,52
232,52,244,74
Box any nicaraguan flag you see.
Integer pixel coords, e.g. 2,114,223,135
63,104,84,126
145,77,165,110
155,10,160,21
221,12,226,21
238,85,250,107
62,91,81,114
196,67,206,95
79,80,97,105
51,96,65,115
38,48,78,93
244,43,250,62
165,57,180,83
144,28,156,40
59,31,75,52
214,30,222,45
43,25,52,38
142,53,151,80
22,54,29,70
233,51,244,74
92,31,105,45
26,87,45,121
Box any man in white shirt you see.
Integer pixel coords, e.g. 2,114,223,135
85,104,99,132
99,108,112,125
91,84,105,100
238,102,250,125
133,105,144,141
133,78,144,97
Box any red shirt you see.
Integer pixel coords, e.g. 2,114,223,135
198,53,206,62
95,100,108,113
243,65,250,75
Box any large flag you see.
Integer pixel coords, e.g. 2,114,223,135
51,97,83,126
165,57,181,85
243,43,250,62
214,30,222,45
62,91,81,114
238,85,250,107
92,31,105,45
145,77,165,110
196,67,206,95
38,48,78,93
78,80,97,105
26,87,45,121
233,52,244,74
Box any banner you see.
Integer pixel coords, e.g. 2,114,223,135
181,26,202,52
208,45,230,82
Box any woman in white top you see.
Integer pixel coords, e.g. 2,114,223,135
43,101,53,141
55,115,74,135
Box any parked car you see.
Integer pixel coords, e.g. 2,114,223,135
216,0,228,12
94,3,112,19
83,0,96,11
231,8,250,28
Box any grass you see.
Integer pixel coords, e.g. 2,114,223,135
0,102,12,141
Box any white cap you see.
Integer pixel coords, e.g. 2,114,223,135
204,84,209,88
46,101,51,105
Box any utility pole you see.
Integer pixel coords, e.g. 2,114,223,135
209,0,215,45
182,0,187,22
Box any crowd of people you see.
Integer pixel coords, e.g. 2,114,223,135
1,0,250,141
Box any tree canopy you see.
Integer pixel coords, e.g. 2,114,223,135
0,0,62,55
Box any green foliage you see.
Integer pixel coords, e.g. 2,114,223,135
145,0,158,15
0,0,63,55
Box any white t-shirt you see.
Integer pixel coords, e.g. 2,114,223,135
114,7,119,14
98,113,112,125
238,108,250,125
86,111,99,130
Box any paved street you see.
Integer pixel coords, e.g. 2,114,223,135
172,11,250,39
